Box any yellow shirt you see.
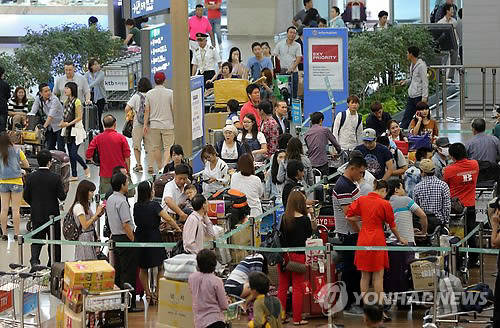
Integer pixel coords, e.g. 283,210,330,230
0,150,26,185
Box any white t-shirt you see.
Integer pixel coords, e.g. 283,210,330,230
126,92,147,126
332,111,363,150
73,203,94,232
230,172,263,217
162,179,187,214
202,158,230,195
221,142,238,160
273,39,302,72
237,132,267,145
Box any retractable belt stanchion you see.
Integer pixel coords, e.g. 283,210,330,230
49,215,55,265
325,243,334,328
478,222,484,283
17,235,23,266
108,240,115,267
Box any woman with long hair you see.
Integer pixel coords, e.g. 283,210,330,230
0,132,29,239
71,180,104,260
237,114,267,161
228,47,248,78
8,86,28,128
277,190,315,325
409,102,439,139
134,181,180,305
201,144,229,197
60,81,90,181
277,137,314,187
265,149,286,202
215,124,242,169
125,77,153,173
85,58,106,132
385,120,408,142
346,180,407,320
259,68,274,102
261,42,280,74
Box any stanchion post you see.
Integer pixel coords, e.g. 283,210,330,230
450,244,458,277
108,240,115,267
17,234,23,266
482,67,487,118
478,222,484,283
95,194,101,238
432,260,439,324
492,68,497,113
326,243,333,328
250,217,255,251
49,215,55,266
441,68,448,120
459,67,466,121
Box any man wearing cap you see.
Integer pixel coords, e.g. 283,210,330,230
143,72,174,173
188,4,215,50
413,159,451,224
432,137,451,180
354,128,393,180
191,32,222,86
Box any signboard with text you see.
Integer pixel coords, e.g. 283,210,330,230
128,0,170,19
303,28,348,127
148,24,172,81
190,76,205,173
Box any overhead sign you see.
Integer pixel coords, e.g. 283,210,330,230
149,24,173,81
129,0,170,19
303,28,349,127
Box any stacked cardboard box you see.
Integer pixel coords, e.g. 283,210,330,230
62,261,116,328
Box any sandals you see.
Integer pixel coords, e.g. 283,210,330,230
133,165,143,173
84,168,91,179
293,320,309,326
145,293,157,306
147,167,155,174
1,235,7,241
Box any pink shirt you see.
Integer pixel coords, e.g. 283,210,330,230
188,16,212,41
188,272,228,328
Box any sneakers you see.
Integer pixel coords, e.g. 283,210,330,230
344,305,364,316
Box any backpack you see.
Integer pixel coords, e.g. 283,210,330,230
334,111,362,138
62,211,82,241
153,172,175,198
460,283,494,313
136,93,146,125
430,5,439,23
261,219,284,266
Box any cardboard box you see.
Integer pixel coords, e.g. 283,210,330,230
63,283,121,313
64,261,115,290
411,258,442,290
157,278,194,328
204,113,229,138
63,305,98,328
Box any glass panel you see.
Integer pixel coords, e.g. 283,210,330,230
0,0,105,6
188,0,227,27
365,0,390,22
394,0,421,23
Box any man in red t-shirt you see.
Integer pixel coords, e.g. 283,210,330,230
240,83,262,129
443,142,479,266
205,0,222,47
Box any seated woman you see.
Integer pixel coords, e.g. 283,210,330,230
205,62,240,92
237,114,267,162
8,86,29,129
224,253,268,299
215,124,242,169
230,153,263,217
409,102,439,141
163,144,193,181
201,144,229,197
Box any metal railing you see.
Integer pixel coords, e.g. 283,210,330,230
429,65,500,122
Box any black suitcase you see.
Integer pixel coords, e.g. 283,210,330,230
50,262,65,300
84,104,99,131
87,130,100,165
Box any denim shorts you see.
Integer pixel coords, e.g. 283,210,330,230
0,184,23,193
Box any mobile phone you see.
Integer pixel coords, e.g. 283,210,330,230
102,200,107,208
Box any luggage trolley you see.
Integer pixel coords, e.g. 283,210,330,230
81,283,135,328
0,264,50,327
224,295,245,328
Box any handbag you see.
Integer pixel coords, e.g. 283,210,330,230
408,133,431,151
122,120,133,138
284,254,307,273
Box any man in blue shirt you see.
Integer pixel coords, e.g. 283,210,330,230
354,128,393,180
247,42,273,81
29,83,65,151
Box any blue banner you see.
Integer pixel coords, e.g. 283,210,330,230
149,24,173,82
303,28,349,127
291,100,302,125
130,0,170,19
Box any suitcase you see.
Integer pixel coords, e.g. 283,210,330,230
50,150,71,194
302,260,337,318
50,262,65,300
153,172,175,198
384,243,413,293
87,130,100,165
84,104,99,131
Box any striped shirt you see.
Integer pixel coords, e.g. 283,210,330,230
225,253,265,287
388,195,421,244
332,175,360,234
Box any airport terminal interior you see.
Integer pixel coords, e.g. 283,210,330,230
0,0,499,327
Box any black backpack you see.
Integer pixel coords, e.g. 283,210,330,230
333,111,363,138
261,219,284,266
460,283,494,313
62,211,81,241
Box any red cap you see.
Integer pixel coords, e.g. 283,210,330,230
154,71,166,84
